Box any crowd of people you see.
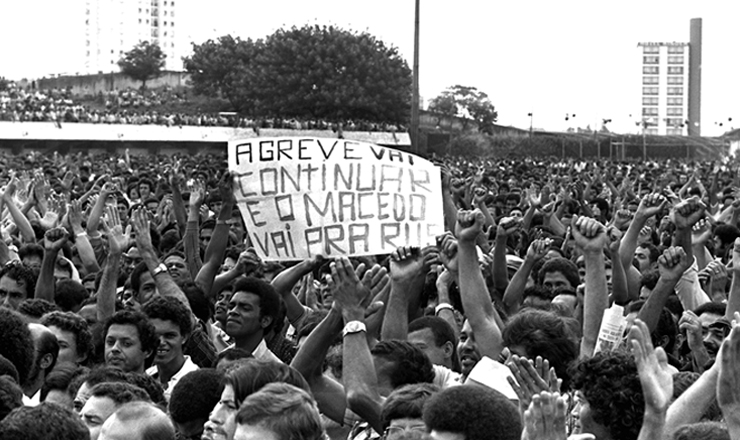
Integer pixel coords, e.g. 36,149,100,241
1,149,740,440
0,83,407,132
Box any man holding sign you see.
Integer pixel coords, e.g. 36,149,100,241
228,137,445,261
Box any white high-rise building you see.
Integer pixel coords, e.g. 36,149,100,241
638,41,689,136
84,0,185,74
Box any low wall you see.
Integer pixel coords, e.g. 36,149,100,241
35,72,190,96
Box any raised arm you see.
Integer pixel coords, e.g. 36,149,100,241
86,181,116,236
502,237,549,316
637,247,688,333
131,207,192,314
571,215,608,358
332,258,384,434
2,178,35,243
195,172,236,297
717,323,740,440
630,319,673,440
68,200,101,275
183,180,205,279
96,206,129,322
726,239,740,322
34,227,69,303
491,217,520,295
456,209,504,360
381,246,425,341
270,256,323,325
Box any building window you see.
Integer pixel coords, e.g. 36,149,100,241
170,11,174,17
668,46,685,54
643,56,659,64
642,107,659,116
646,128,659,135
667,56,684,64
643,66,659,74
667,128,683,135
667,87,683,95
643,76,659,85
667,77,684,85
667,97,684,106
164,31,167,36
667,108,684,116
666,118,684,126
668,66,684,74
643,46,659,54
642,87,659,95
146,19,149,24
642,97,659,105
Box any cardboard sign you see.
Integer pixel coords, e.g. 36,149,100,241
228,137,444,260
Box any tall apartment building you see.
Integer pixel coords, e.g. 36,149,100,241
637,18,702,136
84,0,184,74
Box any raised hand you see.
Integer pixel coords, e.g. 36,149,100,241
522,391,593,440
189,179,205,207
571,215,607,253
130,207,154,252
437,232,459,273
657,246,689,282
497,216,522,239
328,257,372,319
102,205,131,255
44,227,69,252
673,196,706,230
691,218,712,246
717,325,740,425
455,209,486,244
218,171,237,206
507,355,561,415
636,193,667,220
67,199,85,233
526,238,552,262
390,246,424,284
629,319,673,414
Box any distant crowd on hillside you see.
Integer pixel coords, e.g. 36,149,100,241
0,82,406,132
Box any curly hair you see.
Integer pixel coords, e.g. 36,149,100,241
142,296,193,337
0,309,34,385
125,372,166,407
103,310,159,355
169,369,224,424
17,298,59,320
423,385,521,440
537,257,580,291
370,340,435,390
0,375,23,422
502,309,578,390
0,261,37,299
231,277,282,334
41,311,94,363
39,364,89,403
0,402,89,440
53,280,89,313
570,351,644,440
90,381,151,405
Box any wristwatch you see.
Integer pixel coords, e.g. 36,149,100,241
435,303,455,316
342,320,367,338
152,263,168,277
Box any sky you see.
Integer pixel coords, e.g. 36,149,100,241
2,0,739,136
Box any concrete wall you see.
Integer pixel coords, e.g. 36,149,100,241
35,71,190,96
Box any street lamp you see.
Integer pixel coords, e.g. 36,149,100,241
528,112,533,138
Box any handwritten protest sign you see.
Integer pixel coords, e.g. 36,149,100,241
227,137,444,261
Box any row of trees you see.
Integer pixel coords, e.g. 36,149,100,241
11,24,498,131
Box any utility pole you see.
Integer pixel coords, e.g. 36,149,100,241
410,0,420,155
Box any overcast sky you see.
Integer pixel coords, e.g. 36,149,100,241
2,0,738,136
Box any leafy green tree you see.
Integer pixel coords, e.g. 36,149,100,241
428,85,498,134
118,41,166,89
184,25,412,124
0,77,10,92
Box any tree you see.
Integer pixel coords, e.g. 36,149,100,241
428,85,498,134
0,77,10,92
183,36,258,114
184,25,412,124
118,41,166,89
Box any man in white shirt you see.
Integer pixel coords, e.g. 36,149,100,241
223,277,282,363
142,297,199,401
